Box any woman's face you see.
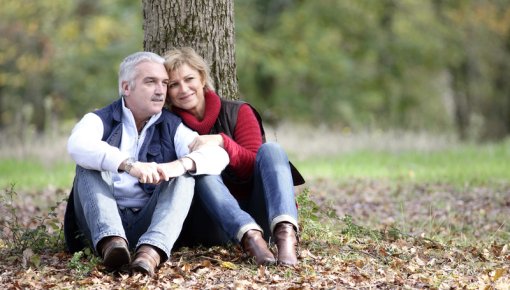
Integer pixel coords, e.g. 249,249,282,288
167,63,205,117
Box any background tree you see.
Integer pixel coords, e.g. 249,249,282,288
0,0,141,141
2,0,510,142
433,0,510,140
142,0,239,100
236,0,450,128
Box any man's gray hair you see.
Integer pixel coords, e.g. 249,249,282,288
118,51,165,96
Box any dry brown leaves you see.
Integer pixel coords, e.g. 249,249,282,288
1,180,509,289
1,237,509,289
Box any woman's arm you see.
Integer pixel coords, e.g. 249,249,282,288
221,104,263,179
173,123,230,175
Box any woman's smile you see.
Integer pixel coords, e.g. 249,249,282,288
178,92,195,102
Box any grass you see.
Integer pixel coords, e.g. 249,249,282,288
0,159,75,191
289,140,510,247
294,141,510,186
1,139,509,190
0,140,510,190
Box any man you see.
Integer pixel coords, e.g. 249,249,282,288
63,51,228,277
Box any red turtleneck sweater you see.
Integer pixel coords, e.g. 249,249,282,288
172,91,262,179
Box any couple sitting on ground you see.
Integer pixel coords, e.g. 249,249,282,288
63,48,305,277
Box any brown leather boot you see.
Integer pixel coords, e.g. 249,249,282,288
274,222,298,266
130,245,162,277
97,236,131,271
241,230,276,265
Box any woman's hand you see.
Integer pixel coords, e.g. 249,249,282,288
188,134,224,152
157,159,191,181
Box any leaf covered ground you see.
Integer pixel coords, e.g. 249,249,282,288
1,180,510,289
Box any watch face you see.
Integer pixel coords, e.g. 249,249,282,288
125,158,135,174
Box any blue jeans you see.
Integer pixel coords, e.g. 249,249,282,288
72,166,195,261
176,142,298,246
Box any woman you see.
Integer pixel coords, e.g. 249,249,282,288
164,47,304,266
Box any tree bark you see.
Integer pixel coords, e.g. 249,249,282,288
432,0,472,140
142,0,239,100
449,62,471,140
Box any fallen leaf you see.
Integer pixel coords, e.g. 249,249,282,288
491,268,506,282
220,261,237,270
415,256,426,266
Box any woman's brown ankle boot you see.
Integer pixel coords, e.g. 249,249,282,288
274,222,298,266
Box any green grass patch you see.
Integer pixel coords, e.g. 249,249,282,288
295,142,510,186
0,159,75,191
1,141,509,191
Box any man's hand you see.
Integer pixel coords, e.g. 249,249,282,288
128,161,162,184
120,158,196,183
188,134,223,152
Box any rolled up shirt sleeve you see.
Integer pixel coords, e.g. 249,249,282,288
174,123,229,175
67,113,128,172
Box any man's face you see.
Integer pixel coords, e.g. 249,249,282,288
123,61,169,122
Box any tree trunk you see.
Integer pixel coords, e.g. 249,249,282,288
377,0,398,128
142,0,239,100
432,0,473,140
481,32,510,140
449,62,471,141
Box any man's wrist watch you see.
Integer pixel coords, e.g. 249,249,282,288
124,158,135,174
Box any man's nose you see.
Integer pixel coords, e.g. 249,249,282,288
155,82,166,94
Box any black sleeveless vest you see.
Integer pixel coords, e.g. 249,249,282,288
210,99,304,197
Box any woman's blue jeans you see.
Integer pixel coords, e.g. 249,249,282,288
72,166,195,261
175,142,298,246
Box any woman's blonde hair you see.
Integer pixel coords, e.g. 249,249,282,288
163,47,215,92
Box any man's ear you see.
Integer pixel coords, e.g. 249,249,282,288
121,81,130,96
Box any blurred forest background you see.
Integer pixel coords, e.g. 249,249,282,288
1,0,510,143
